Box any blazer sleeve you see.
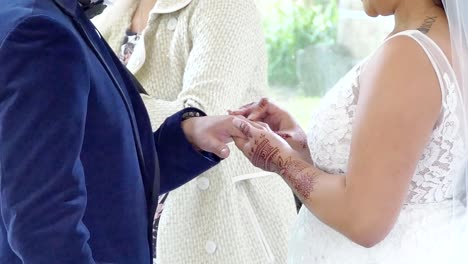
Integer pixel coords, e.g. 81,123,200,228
154,108,220,194
141,0,268,131
0,16,95,263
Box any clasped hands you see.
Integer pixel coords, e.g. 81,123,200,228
181,98,312,172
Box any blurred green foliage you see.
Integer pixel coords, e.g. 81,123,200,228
264,0,338,89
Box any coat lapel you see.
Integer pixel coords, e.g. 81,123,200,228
93,0,194,53
152,0,193,14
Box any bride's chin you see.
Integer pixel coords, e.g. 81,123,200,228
362,1,379,17
363,7,378,17
365,11,380,18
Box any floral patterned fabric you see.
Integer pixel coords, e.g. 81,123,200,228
119,30,141,66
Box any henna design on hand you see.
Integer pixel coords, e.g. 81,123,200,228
276,132,292,140
278,158,317,199
277,131,308,150
296,130,308,150
249,132,317,199
251,134,281,171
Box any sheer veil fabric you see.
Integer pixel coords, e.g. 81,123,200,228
443,0,468,262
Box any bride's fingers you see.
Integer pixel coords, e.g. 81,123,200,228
246,120,267,131
228,102,257,116
232,117,275,142
228,109,247,116
247,98,270,121
239,102,256,110
246,109,266,121
255,121,272,131
235,118,270,132
230,98,272,121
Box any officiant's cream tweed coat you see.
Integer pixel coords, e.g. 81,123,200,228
93,0,296,263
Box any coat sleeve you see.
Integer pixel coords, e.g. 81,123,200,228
154,108,220,194
0,16,95,263
140,0,268,131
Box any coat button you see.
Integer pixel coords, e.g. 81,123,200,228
167,18,178,31
205,240,217,254
197,177,210,191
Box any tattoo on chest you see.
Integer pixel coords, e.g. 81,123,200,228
251,134,318,199
417,16,437,34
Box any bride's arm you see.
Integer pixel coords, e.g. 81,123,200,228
233,36,442,247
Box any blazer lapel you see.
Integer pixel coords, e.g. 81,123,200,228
52,0,78,16
52,0,156,217
52,2,161,256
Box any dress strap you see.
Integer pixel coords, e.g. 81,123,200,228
385,30,457,106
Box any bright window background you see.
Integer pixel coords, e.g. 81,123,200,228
258,0,394,128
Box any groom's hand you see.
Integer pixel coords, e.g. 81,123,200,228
182,115,247,159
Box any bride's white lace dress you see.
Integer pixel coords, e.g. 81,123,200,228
288,30,466,264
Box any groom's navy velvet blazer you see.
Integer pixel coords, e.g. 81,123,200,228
0,0,219,263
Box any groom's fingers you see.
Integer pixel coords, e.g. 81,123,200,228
232,136,249,156
232,117,256,138
221,117,247,140
206,139,231,159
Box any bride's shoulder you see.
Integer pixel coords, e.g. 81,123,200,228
357,33,443,122
359,33,441,90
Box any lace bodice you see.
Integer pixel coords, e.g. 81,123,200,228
288,30,467,264
307,31,464,205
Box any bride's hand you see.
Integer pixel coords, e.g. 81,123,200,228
231,117,298,173
229,98,312,163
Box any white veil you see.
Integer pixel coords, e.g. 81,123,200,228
443,0,468,262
